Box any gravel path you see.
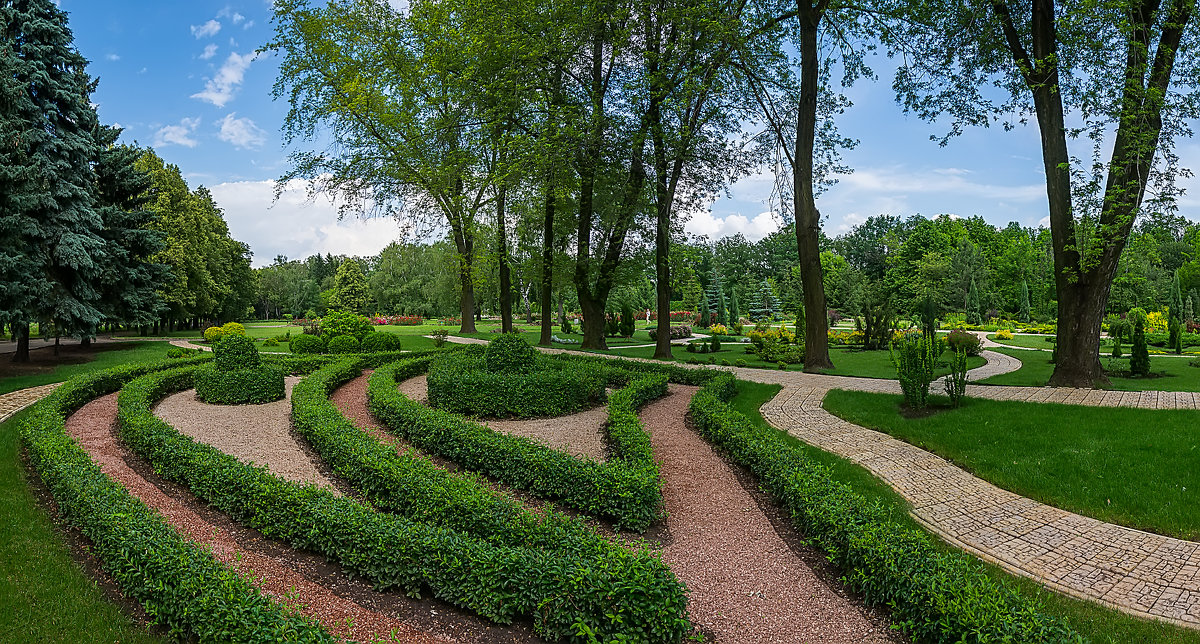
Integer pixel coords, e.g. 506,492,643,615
65,393,449,644
642,385,898,644
153,377,338,492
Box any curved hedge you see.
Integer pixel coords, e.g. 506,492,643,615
688,373,1082,643
369,357,667,531
121,361,690,643
18,357,336,642
194,364,285,405
426,348,605,418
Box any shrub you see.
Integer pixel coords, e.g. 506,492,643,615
485,332,536,372
944,347,969,407
735,359,747,367
166,347,199,359
1169,316,1183,355
1131,317,1150,377
605,315,620,337
891,332,942,409
711,336,722,352
945,329,983,356
202,326,224,343
708,324,728,336
647,325,692,341
327,334,360,354
561,319,574,334
432,329,449,347
290,333,326,354
732,322,744,335
320,310,374,343
619,301,636,337
996,329,1014,341
360,332,401,353
220,321,246,338
213,334,261,371
194,364,286,405
263,337,279,347
687,375,1080,644
427,350,605,418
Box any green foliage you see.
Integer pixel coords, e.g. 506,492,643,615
329,257,369,313
688,375,1080,643
944,347,969,407
891,332,943,409
484,332,536,372
194,364,286,405
263,337,279,347
18,359,335,642
619,301,636,337
428,349,604,418
359,332,401,353
1168,316,1183,355
1130,318,1151,377
431,329,449,347
944,329,983,356
326,334,360,354
320,309,374,342
213,334,261,370
166,347,200,359
290,333,326,354
203,326,224,343
221,321,247,337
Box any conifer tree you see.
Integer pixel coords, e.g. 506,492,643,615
1018,280,1031,323
966,277,981,325
330,257,369,314
729,289,741,326
1131,317,1150,377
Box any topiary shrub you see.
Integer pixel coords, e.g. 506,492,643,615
360,332,401,353
321,310,373,343
290,333,326,354
220,321,246,338
203,326,224,343
619,302,635,337
327,334,361,354
427,348,605,418
485,332,536,372
213,334,261,371
263,337,279,347
1131,317,1150,377
195,334,284,405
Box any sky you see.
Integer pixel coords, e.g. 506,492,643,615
60,1,1200,267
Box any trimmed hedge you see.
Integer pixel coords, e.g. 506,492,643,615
688,374,1082,643
369,358,667,531
326,334,360,354
194,363,286,405
290,334,325,354
360,332,401,353
120,363,690,643
19,358,336,642
426,348,606,418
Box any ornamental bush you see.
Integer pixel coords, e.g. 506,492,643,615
892,332,942,409
290,333,325,354
647,325,691,341
213,334,260,371
484,332,536,372
203,326,224,343
196,333,284,404
327,334,360,354
220,321,246,338
320,310,374,343
945,329,983,356
428,349,605,418
1131,317,1151,377
360,332,402,353
996,329,1014,340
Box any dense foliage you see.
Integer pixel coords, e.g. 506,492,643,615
427,348,606,419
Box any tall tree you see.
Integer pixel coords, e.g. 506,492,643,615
330,257,369,313
899,0,1200,387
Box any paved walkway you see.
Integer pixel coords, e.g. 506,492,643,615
0,382,62,423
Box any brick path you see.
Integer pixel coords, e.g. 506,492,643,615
0,382,62,423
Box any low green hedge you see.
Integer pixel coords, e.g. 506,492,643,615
688,374,1082,643
194,364,286,405
19,358,336,642
369,357,666,531
121,362,690,643
426,348,606,418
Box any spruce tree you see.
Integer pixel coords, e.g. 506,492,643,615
1,0,106,361
1171,271,1185,324
705,270,728,327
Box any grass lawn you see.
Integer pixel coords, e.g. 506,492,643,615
980,347,1200,391
985,332,1071,350
0,341,173,396
730,384,1200,643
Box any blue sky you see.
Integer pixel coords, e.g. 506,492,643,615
61,1,1200,266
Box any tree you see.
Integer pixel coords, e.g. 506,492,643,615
966,277,982,326
330,257,368,314
1019,280,1032,323
1131,316,1151,377
729,289,741,325
899,0,1200,387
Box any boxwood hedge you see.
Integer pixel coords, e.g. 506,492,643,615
121,362,690,643
194,364,286,405
18,357,337,643
369,357,666,531
688,373,1082,644
426,347,606,418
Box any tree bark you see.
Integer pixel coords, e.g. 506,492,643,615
12,322,29,363
496,174,513,334
451,222,477,334
579,294,607,349
539,174,556,346
795,6,832,372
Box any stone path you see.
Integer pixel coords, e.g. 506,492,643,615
0,383,61,423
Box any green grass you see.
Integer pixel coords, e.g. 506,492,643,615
0,411,162,642
0,342,173,396
980,347,1200,391
730,384,1200,643
823,389,1200,541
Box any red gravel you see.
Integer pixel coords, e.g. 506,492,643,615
642,385,899,644
64,393,452,644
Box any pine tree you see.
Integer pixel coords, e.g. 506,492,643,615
330,257,369,313
0,0,106,361
705,270,728,327
966,277,981,325
1130,317,1150,377
1018,280,1031,323
729,289,740,325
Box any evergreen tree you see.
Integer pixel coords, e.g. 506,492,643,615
1018,280,1031,323
748,279,781,322
0,0,105,361
729,289,741,325
966,277,981,325
1171,270,1185,324
1130,317,1150,377
1187,294,1195,324
705,270,728,327
330,257,369,313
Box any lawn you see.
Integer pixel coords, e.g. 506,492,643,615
0,341,173,395
986,332,1070,350
729,384,1200,643
979,347,1200,391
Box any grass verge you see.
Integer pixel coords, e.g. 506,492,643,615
981,347,1200,391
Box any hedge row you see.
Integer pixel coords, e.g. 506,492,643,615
194,364,286,405
119,362,690,642
605,372,668,465
368,358,666,531
18,358,336,643
426,348,607,418
687,374,1083,643
544,352,721,386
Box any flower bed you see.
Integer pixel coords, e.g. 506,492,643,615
373,315,423,326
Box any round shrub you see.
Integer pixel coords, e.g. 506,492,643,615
360,332,401,353
485,332,536,372
194,364,285,405
945,329,983,356
327,334,361,354
290,333,326,354
220,321,246,337
321,310,374,343
203,326,224,343
213,334,261,371
263,337,279,347
426,350,605,418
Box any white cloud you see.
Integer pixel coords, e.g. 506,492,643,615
190,19,221,39
840,166,1044,202
243,20,255,29
105,53,120,61
152,117,201,148
200,43,218,60
218,7,246,24
217,113,267,149
209,179,401,266
191,52,256,108
685,210,781,242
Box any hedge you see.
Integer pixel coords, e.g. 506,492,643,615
426,348,606,418
688,374,1083,643
369,357,666,531
194,364,286,405
120,362,690,643
18,357,336,642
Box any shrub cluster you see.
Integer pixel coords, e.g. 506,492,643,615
20,358,335,642
203,321,247,343
290,333,326,354
944,329,984,356
370,357,667,531
647,325,692,341
360,331,402,352
427,348,605,419
688,375,1082,643
320,310,374,343
891,333,942,409
195,334,285,405
326,334,360,354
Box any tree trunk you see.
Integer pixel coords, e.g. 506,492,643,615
1051,281,1108,387
795,9,832,372
540,174,556,346
579,294,608,350
54,334,60,357
11,322,29,363
81,337,91,348
451,223,477,334
497,181,513,334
